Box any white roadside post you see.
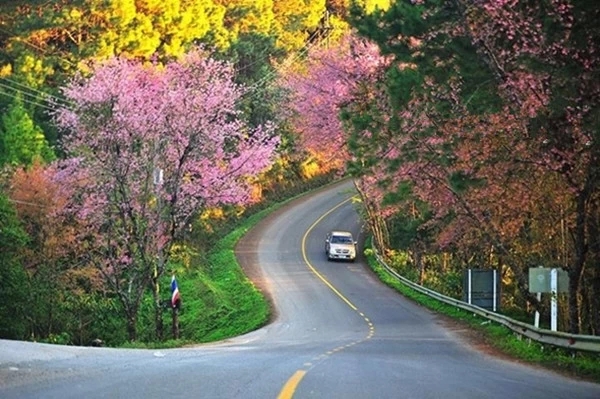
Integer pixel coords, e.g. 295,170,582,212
467,269,472,305
550,268,558,331
534,291,542,328
492,269,497,312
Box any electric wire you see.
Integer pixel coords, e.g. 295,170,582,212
242,29,326,97
0,12,335,179
0,83,70,113
0,86,58,112
0,76,72,107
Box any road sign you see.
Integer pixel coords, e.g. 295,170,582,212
462,269,501,311
528,268,569,293
528,267,569,332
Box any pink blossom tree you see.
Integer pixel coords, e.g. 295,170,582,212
280,32,388,171
345,0,600,333
460,0,600,333
53,49,279,341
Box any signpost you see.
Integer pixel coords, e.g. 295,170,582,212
528,267,569,331
462,269,501,311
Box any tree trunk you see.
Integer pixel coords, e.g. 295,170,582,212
152,276,163,341
586,201,600,335
354,180,389,251
414,246,425,285
591,266,600,335
568,194,588,334
126,313,137,342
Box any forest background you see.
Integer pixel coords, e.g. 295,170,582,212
0,0,599,349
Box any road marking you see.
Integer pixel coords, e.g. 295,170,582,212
277,195,374,399
277,370,306,399
301,196,358,310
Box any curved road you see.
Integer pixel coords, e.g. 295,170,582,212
1,180,599,398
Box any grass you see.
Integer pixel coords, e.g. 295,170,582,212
127,179,344,348
152,209,275,346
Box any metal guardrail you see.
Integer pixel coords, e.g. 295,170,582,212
373,250,600,353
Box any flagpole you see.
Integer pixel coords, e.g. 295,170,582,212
171,275,180,339
172,305,179,339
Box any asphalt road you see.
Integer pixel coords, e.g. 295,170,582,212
1,179,599,399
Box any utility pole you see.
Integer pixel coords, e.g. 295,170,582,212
324,9,331,49
153,167,164,340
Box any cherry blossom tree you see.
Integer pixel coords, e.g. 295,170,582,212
458,0,600,334
347,0,600,333
280,32,388,171
53,48,279,340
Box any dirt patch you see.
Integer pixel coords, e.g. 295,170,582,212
435,314,517,360
435,312,600,383
234,208,280,323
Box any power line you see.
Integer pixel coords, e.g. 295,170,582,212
0,83,71,114
0,76,71,107
0,86,58,112
242,29,329,99
6,198,48,208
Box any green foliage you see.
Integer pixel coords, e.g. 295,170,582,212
65,294,127,346
217,32,287,128
387,216,418,250
175,208,279,343
0,95,55,166
385,66,421,111
0,193,29,339
450,37,503,115
448,171,485,194
40,332,71,345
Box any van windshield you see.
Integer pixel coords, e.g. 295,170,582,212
331,236,352,244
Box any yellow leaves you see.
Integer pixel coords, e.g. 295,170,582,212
249,182,263,203
169,243,198,269
200,207,225,221
0,64,12,77
300,156,321,179
273,0,326,52
162,37,184,57
121,17,162,58
109,0,137,25
27,29,54,48
69,8,83,19
357,0,392,14
88,0,217,59
221,0,275,40
16,55,54,87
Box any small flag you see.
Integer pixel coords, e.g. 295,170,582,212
171,275,181,309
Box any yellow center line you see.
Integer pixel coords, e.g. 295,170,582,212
301,196,359,310
277,196,363,399
277,370,307,399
